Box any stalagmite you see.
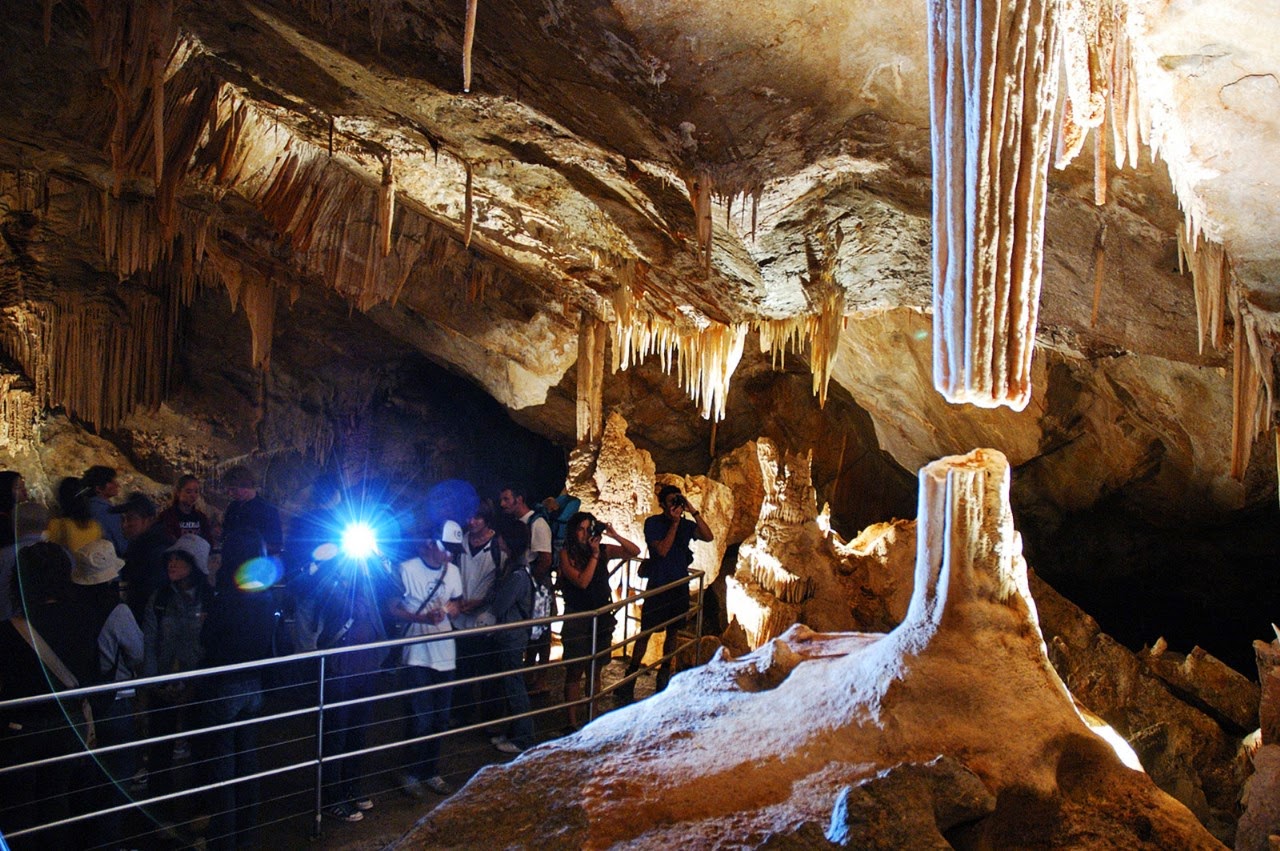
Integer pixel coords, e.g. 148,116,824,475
462,0,478,93
928,0,1061,411
575,316,606,444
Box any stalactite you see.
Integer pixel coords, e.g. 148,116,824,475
1229,291,1275,481
378,158,396,257
463,160,474,247
609,285,746,421
929,0,1061,411
576,316,606,444
684,173,713,275
756,289,846,407
1178,230,1228,355
1090,223,1106,328
463,0,479,93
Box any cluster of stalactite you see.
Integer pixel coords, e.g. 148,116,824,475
608,284,747,422
0,285,176,431
0,370,40,448
928,0,1061,412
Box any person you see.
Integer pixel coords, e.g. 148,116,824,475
499,485,553,690
296,529,400,822
283,473,342,579
617,485,713,702
115,491,176,618
0,470,28,547
392,520,464,799
486,516,534,753
140,534,213,812
0,501,49,621
45,476,103,554
558,512,640,730
220,466,283,555
157,475,214,544
82,465,127,556
198,529,278,850
451,499,500,727
0,542,95,849
69,537,144,847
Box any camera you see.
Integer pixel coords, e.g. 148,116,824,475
590,520,608,538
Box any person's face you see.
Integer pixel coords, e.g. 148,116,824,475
498,490,518,515
467,513,488,534
166,554,192,585
419,539,450,565
177,480,200,510
100,479,120,499
228,485,254,502
121,512,147,540
572,518,591,544
664,492,685,515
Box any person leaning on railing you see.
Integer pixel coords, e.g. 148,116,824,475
558,512,640,731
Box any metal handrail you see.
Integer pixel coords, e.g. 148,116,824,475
0,566,707,843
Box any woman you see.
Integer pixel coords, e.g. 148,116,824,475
558,512,639,731
141,534,213,808
157,475,214,544
451,499,500,726
199,530,277,850
45,476,102,554
487,516,532,753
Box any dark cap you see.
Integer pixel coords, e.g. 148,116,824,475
109,491,157,517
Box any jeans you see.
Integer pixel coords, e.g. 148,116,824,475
90,695,137,846
321,670,377,806
200,675,263,851
403,666,453,780
493,630,532,747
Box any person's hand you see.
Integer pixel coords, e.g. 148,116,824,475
589,537,601,556
423,607,445,624
666,499,683,520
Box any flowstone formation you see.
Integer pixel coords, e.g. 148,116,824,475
399,449,1220,849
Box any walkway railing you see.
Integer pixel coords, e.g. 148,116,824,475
0,564,705,848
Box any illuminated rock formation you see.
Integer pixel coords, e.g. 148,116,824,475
401,449,1222,849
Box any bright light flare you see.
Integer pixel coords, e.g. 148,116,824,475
341,522,379,560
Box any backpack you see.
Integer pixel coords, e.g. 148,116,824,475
529,571,552,641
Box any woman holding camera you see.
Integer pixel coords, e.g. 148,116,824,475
558,512,639,732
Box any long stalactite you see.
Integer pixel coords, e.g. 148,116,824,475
928,0,1061,411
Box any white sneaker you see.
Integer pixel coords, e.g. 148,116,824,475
494,738,524,755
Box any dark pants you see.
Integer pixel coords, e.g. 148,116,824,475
201,675,263,851
403,666,453,780
321,670,377,806
0,709,81,850
89,694,137,846
146,691,189,806
452,633,498,724
493,630,532,747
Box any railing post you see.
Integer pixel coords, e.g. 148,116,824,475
694,572,704,666
312,654,326,838
587,611,599,723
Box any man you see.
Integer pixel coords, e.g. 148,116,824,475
500,485,553,688
83,465,127,555
221,466,283,555
113,492,175,618
617,484,713,701
393,520,464,799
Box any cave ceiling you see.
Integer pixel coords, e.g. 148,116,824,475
0,0,1278,526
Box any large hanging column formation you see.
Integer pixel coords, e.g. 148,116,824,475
928,0,1062,410
576,316,606,444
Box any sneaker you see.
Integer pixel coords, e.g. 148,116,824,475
353,798,374,811
173,739,191,761
424,775,454,795
489,734,507,746
397,773,426,800
324,803,363,823
494,738,524,755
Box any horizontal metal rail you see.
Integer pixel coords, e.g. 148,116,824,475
0,565,705,843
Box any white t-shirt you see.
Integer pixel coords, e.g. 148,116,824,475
398,556,463,671
521,510,552,568
454,535,499,629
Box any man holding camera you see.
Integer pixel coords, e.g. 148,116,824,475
617,485,713,702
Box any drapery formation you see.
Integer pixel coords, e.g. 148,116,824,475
928,0,1062,411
